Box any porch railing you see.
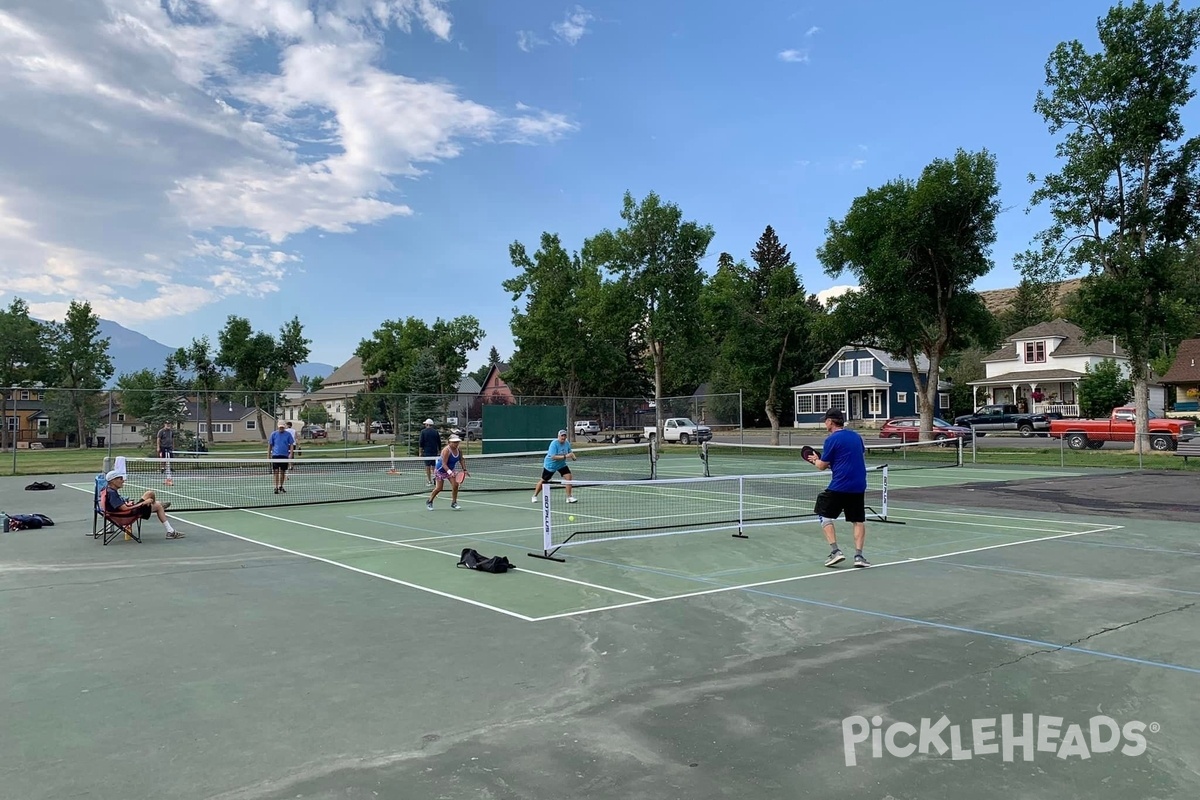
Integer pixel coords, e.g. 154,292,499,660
1035,403,1079,418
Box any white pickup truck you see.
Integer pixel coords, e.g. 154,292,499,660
644,417,712,444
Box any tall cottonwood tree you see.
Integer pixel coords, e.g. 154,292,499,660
1023,0,1200,449
46,301,113,448
217,316,309,439
817,149,1001,438
582,191,715,438
175,336,225,443
504,233,630,431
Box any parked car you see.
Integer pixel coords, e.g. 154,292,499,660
574,420,601,436
465,420,483,441
953,404,1051,436
879,417,973,442
303,425,327,439
1048,406,1196,450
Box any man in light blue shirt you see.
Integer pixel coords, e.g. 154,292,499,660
268,420,294,495
532,430,578,504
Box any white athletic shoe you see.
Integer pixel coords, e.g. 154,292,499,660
567,496,578,504
531,496,539,503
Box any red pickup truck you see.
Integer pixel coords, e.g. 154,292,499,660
1048,407,1196,451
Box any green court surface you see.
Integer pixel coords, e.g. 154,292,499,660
1,453,1197,800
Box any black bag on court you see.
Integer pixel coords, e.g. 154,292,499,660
25,481,55,491
457,547,515,574
3,513,54,532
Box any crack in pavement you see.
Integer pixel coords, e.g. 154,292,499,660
979,602,1196,675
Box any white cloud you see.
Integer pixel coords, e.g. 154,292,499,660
552,5,593,45
816,285,858,307
851,159,866,170
517,30,545,52
0,0,575,318
778,49,809,63
805,26,821,37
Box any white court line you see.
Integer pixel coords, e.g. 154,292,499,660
237,510,655,601
528,524,1125,622
167,516,538,622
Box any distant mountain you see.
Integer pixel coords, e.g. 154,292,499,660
45,318,336,386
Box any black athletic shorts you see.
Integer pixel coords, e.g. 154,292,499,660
271,456,289,472
541,465,571,482
814,490,866,523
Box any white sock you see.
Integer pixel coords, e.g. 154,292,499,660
165,522,175,534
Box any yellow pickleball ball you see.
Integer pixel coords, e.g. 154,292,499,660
568,515,575,522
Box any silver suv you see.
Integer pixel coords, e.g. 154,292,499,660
574,420,601,436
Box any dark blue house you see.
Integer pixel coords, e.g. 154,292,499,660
791,346,950,426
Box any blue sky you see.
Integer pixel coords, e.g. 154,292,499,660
2,0,1195,374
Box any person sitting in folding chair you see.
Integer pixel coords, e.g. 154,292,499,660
102,470,184,539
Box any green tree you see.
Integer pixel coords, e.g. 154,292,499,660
298,404,330,426
175,336,225,443
216,316,300,439
1024,0,1200,451
817,149,1002,439
705,228,816,441
142,356,187,446
0,298,53,451
45,301,113,448
503,232,627,432
1078,359,1133,418
940,346,991,417
582,191,715,438
115,368,158,422
299,375,325,395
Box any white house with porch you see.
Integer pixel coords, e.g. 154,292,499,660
969,319,1164,417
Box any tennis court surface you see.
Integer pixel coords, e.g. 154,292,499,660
1,442,1197,799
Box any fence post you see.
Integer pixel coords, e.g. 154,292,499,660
739,390,743,444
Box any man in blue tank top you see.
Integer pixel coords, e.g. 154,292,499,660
805,408,871,568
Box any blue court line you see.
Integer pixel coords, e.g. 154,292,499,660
936,561,1200,599
739,586,1200,676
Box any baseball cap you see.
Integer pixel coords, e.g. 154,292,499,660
557,429,568,437
277,420,286,427
423,418,434,425
105,469,124,482
823,408,845,424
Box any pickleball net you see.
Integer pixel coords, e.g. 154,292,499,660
103,442,654,512
530,465,889,561
700,437,962,477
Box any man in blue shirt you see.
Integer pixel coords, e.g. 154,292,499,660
419,418,442,486
532,429,578,504
805,409,871,568
268,420,294,495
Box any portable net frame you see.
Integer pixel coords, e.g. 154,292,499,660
699,437,962,477
103,443,655,512
530,465,890,562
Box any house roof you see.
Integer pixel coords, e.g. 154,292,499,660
1160,337,1200,384
983,319,1128,362
822,346,931,374
456,376,481,394
324,356,375,387
968,368,1085,385
791,376,893,392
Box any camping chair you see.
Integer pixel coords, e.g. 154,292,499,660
92,475,142,546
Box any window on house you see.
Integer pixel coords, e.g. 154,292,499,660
20,390,29,400
938,392,950,409
5,416,16,431
1024,341,1046,363
857,358,873,377
797,395,813,414
36,419,48,436
117,413,125,422
130,426,137,433
828,394,846,412
839,359,854,377
37,392,44,400
897,392,908,403
868,393,882,415
246,420,256,430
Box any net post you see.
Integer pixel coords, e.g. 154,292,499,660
731,475,748,538
528,487,566,562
